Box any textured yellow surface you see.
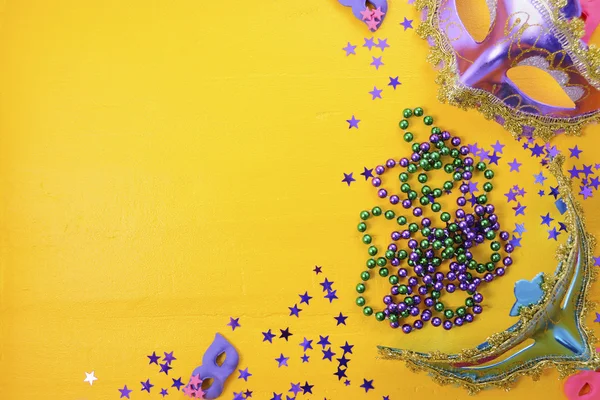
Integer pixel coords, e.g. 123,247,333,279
1,1,600,399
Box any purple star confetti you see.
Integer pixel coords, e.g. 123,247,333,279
163,351,176,364
119,385,133,399
147,352,160,365
581,186,593,199
360,379,375,392
313,265,322,274
547,227,560,240
533,172,547,185
569,145,583,158
360,167,374,180
363,37,376,50
342,42,356,56
275,353,289,368
324,289,338,302
301,382,314,394
290,383,302,395
238,368,252,381
322,347,336,361
279,327,293,341
370,56,384,70
334,312,348,325
299,291,312,305
141,379,154,393
508,158,522,172
369,86,383,100
317,335,331,348
388,76,401,89
512,202,527,216
342,173,355,186
540,213,554,226
300,337,313,351
346,115,360,129
227,317,241,331
160,389,168,397
288,304,302,317
341,341,354,354
171,378,184,391
514,223,526,236
159,362,172,375
376,38,390,51
320,278,334,291
262,329,276,343
400,17,413,30
301,354,310,363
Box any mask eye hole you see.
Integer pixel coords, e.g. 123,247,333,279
507,65,577,109
579,382,592,396
216,352,226,366
456,0,493,42
365,0,375,10
201,378,214,391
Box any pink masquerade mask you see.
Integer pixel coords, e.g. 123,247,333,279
415,0,600,139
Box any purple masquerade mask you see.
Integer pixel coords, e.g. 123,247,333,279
415,0,600,139
187,333,239,399
338,0,388,31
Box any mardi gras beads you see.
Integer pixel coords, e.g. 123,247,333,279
355,108,514,333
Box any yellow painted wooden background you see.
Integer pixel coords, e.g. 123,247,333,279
1,1,600,399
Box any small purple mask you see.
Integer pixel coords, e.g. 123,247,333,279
188,333,239,399
338,0,388,31
417,0,600,138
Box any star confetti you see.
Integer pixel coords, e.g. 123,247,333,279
569,145,583,158
342,42,356,56
334,312,348,325
288,304,302,317
141,379,154,393
279,327,293,341
300,337,313,351
360,167,374,180
119,385,133,399
363,37,375,50
346,115,360,129
299,291,312,305
172,378,184,391
227,317,241,331
262,329,276,343
275,353,289,367
376,38,389,51
342,173,355,186
84,371,98,386
370,56,384,70
388,76,401,89
301,382,314,394
238,368,252,381
508,158,522,172
360,379,375,392
324,289,338,302
148,352,161,365
317,335,331,348
369,86,382,100
400,17,413,30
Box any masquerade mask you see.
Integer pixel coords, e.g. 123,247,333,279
565,370,600,400
188,333,239,399
338,0,388,31
414,0,600,139
379,156,599,393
